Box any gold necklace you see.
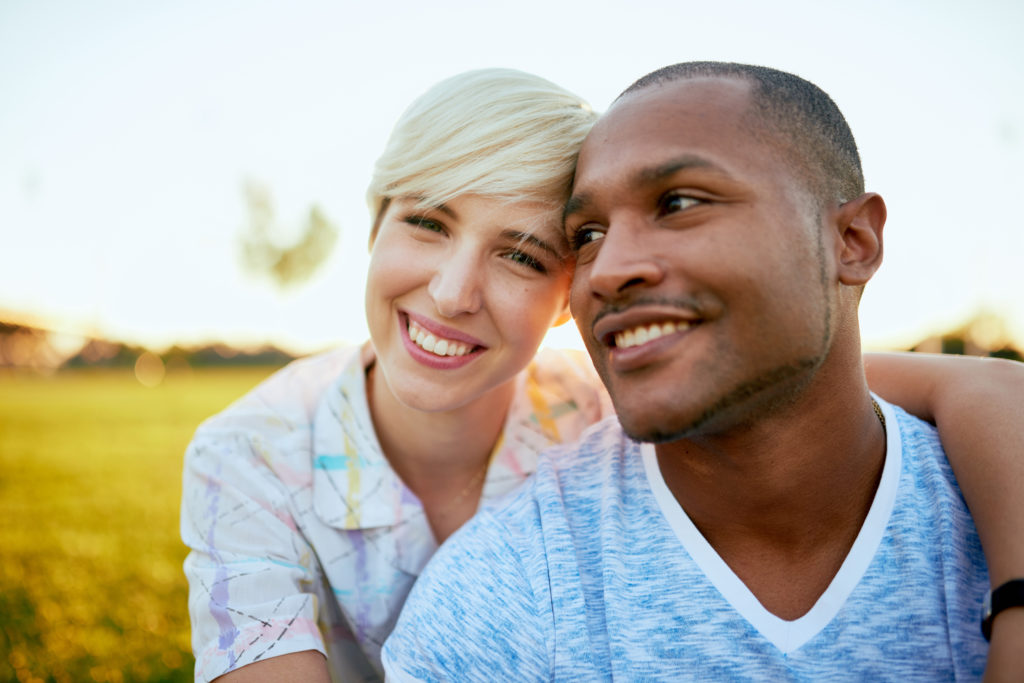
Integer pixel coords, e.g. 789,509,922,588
871,398,887,433
447,463,489,510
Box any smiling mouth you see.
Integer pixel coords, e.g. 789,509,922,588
609,320,695,349
407,319,477,357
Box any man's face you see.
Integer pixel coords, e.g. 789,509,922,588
565,77,837,442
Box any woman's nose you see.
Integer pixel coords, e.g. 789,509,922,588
427,250,484,318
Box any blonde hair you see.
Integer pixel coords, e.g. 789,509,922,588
366,68,596,243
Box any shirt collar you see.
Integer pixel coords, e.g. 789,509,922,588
311,344,566,531
311,343,409,530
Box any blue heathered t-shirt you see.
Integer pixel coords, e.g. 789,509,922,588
382,398,988,681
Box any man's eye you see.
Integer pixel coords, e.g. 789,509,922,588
662,194,701,214
569,226,604,251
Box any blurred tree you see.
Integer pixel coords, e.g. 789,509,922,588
239,181,339,289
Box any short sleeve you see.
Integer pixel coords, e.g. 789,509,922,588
181,429,325,681
381,510,550,682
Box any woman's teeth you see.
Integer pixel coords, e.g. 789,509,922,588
614,321,692,349
408,321,472,357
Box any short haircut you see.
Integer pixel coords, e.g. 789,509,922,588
366,68,597,245
619,62,864,205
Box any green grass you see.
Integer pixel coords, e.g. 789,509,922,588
0,366,280,683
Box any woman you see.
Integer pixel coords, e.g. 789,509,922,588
181,69,1024,682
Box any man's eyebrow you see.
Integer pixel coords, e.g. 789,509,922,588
563,193,589,222
501,230,563,258
564,155,728,223
637,155,721,185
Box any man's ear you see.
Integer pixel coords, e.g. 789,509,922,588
834,192,886,286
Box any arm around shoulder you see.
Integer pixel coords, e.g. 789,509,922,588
864,352,1024,584
864,352,1024,675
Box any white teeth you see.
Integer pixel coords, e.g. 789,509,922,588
408,321,472,357
614,321,692,349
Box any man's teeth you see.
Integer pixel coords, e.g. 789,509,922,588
614,321,692,349
408,321,472,357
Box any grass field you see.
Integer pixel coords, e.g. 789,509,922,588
0,366,281,683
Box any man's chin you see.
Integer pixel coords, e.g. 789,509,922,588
615,410,704,444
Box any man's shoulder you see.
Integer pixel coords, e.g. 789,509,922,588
886,399,941,447
489,416,637,516
881,398,954,485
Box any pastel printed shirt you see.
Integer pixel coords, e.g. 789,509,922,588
180,344,610,682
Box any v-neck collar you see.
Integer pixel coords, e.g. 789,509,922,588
642,396,902,653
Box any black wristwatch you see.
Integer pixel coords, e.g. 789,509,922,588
981,579,1024,641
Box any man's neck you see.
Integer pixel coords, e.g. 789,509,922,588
655,372,887,620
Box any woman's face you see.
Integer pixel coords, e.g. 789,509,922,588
365,194,573,414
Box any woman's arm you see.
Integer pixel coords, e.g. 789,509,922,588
214,651,331,683
864,351,1024,680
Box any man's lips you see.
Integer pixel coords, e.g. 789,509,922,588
592,307,702,349
610,320,695,349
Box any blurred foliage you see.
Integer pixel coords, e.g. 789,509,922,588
239,181,339,289
0,366,279,682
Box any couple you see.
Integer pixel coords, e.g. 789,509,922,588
183,63,1024,681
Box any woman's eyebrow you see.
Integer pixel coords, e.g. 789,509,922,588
405,197,460,220
433,202,458,219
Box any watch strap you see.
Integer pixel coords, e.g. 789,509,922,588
982,579,1024,641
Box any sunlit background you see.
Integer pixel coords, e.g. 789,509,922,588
3,0,1023,358
1,1,1021,680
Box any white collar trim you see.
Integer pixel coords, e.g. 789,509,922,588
641,396,902,653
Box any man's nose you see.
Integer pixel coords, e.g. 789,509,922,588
585,219,664,300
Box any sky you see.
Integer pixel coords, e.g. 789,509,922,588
2,0,1022,354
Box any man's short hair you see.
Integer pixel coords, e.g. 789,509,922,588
619,62,864,206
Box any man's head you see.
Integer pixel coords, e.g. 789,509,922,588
619,62,866,208
565,62,886,442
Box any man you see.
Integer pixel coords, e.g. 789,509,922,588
382,62,990,679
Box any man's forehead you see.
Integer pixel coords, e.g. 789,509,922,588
574,76,757,187
591,76,752,147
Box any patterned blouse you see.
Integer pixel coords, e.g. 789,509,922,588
181,344,611,681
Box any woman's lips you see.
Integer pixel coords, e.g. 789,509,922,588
399,311,485,369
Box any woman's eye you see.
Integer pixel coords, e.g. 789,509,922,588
569,226,605,251
662,194,701,214
505,250,547,274
404,216,445,234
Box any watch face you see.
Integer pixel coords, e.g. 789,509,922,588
981,589,994,641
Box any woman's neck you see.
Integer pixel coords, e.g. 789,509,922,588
366,362,516,541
